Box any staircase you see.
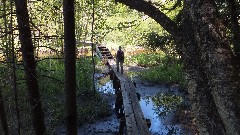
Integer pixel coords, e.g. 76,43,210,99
96,45,114,59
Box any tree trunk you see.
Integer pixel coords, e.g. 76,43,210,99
227,0,240,59
0,88,9,135
177,8,226,134
227,0,240,111
63,0,77,134
188,0,240,134
3,0,8,60
10,0,21,133
15,0,46,134
116,0,240,134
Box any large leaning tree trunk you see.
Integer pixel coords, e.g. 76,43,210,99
63,0,77,134
115,0,240,134
178,5,226,134
15,0,46,134
188,0,240,134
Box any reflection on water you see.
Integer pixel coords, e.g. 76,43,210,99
96,78,183,135
140,98,181,135
97,80,115,94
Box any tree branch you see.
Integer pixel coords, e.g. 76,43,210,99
161,0,182,11
29,18,48,37
115,0,179,36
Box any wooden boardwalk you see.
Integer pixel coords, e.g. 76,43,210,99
111,67,151,135
95,43,151,135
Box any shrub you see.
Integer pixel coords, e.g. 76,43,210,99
139,57,184,85
131,51,165,67
36,57,110,132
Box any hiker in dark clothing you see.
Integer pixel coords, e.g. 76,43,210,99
116,46,124,74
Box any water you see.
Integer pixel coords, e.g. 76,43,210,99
97,80,115,94
96,78,185,135
140,98,182,135
55,76,189,135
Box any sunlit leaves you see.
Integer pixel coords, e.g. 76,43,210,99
142,31,177,55
76,57,94,91
135,54,184,85
131,52,165,67
28,0,63,36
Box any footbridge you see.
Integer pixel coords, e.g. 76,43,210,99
96,44,151,135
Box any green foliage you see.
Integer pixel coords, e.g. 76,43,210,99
37,57,97,94
76,57,94,91
0,57,110,134
36,59,65,132
37,57,111,132
142,32,176,53
132,52,184,85
104,11,164,47
77,90,111,125
103,0,183,47
29,0,63,35
140,61,184,85
151,92,183,117
37,57,99,93
37,59,65,95
143,32,164,50
131,51,166,67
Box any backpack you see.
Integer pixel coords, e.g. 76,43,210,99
117,50,124,61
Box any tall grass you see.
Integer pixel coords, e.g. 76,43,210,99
131,51,166,67
140,61,184,85
130,52,184,85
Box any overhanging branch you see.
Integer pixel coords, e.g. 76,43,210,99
115,0,179,36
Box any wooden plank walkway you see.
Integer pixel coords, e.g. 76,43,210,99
108,59,150,135
96,45,151,135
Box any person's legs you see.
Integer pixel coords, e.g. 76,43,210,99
116,59,119,72
120,61,123,74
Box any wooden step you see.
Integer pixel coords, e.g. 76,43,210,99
95,45,114,59
102,54,113,59
100,51,111,54
97,46,107,49
98,48,108,52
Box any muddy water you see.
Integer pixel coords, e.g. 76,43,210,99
55,78,191,135
95,78,189,135
54,72,192,135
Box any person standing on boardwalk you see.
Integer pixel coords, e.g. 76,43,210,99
116,46,124,74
